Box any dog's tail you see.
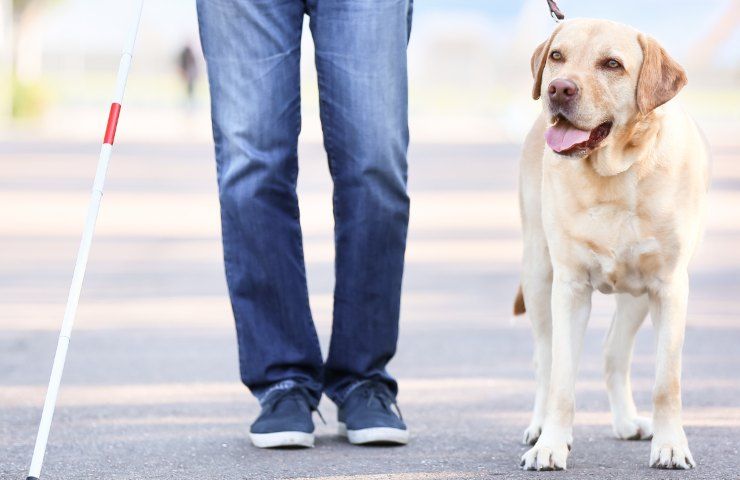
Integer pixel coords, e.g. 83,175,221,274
513,285,526,316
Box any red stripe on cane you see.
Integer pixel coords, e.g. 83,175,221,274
103,103,122,145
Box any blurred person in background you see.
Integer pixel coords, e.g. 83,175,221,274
197,0,414,449
177,44,199,108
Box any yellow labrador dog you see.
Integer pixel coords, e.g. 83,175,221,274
515,19,709,471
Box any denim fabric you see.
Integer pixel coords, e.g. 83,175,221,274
197,0,413,406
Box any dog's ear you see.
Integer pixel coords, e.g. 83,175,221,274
636,34,687,115
531,26,561,100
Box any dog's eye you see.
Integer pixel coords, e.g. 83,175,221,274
550,50,563,61
605,59,622,69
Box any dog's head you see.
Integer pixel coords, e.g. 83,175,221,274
531,19,687,159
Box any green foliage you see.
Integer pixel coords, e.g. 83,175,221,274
13,0,42,14
11,77,48,118
13,0,35,16
9,0,58,118
12,0,62,13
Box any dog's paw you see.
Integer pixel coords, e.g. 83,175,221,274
613,415,653,441
522,423,542,445
520,440,569,471
650,437,695,469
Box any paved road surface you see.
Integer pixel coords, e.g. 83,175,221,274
1,140,739,479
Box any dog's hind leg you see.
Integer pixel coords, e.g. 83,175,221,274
604,293,653,440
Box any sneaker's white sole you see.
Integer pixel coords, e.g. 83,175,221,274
249,431,314,448
338,422,410,445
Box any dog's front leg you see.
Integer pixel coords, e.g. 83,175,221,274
649,274,695,469
522,271,592,471
521,244,554,446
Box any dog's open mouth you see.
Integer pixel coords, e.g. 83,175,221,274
545,115,612,155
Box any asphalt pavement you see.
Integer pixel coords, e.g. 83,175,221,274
1,139,739,479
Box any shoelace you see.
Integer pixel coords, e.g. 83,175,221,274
267,386,326,424
355,381,404,421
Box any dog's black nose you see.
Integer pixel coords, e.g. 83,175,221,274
548,78,579,105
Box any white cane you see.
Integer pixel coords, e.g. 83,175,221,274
26,1,144,478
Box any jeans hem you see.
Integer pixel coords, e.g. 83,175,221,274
255,380,299,406
330,379,374,407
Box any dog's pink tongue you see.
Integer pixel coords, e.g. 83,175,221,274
545,122,591,152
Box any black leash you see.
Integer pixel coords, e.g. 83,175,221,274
546,0,566,21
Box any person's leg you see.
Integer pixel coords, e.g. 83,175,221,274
197,0,323,405
307,0,413,405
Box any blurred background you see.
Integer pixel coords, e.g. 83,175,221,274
1,1,739,479
0,0,737,142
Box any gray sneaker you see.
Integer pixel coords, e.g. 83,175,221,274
337,381,409,445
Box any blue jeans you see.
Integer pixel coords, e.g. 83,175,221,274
197,0,412,406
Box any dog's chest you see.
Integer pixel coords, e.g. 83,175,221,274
572,205,663,295
544,156,682,296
